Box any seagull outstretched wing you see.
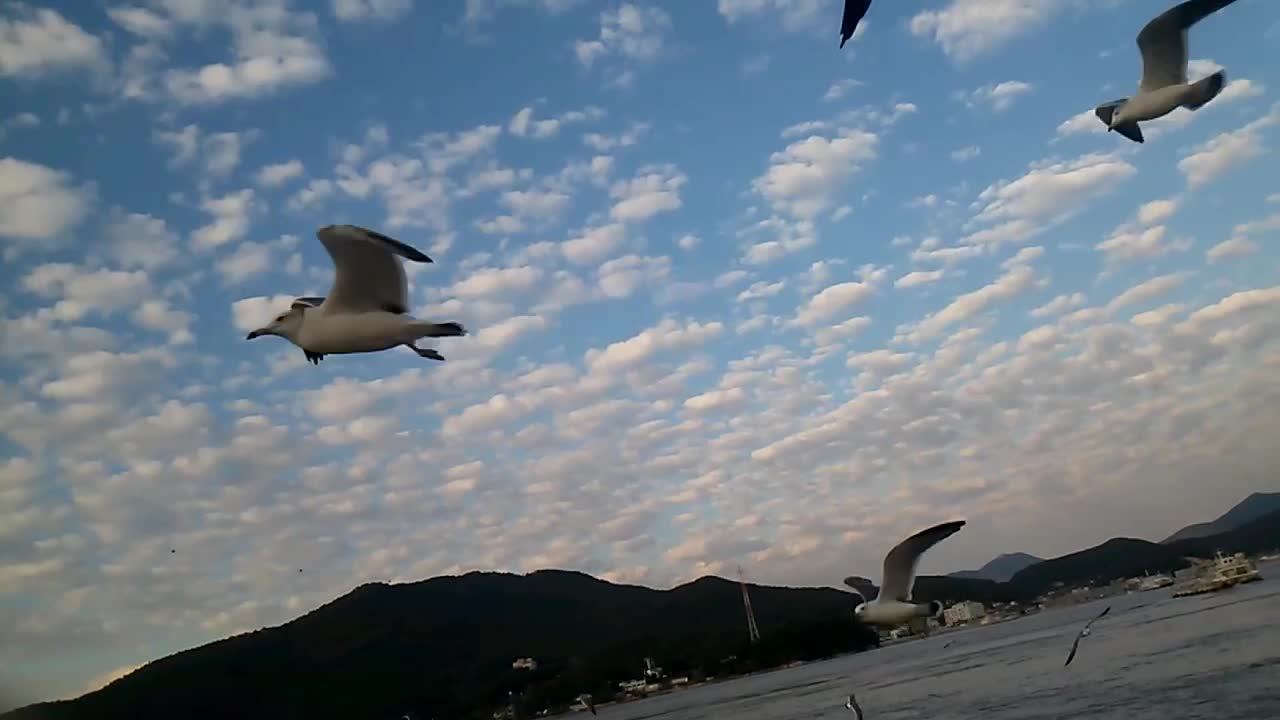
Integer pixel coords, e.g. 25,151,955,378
1137,0,1240,91
839,0,872,48
316,225,432,315
880,520,966,602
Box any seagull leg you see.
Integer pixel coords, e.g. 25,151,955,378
406,343,445,362
304,350,325,365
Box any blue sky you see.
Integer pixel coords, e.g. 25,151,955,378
2,0,1279,708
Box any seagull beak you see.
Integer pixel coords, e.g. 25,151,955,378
246,329,265,340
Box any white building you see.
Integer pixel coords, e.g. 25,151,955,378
943,601,986,625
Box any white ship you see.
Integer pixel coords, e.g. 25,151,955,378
1136,572,1175,591
1173,552,1262,598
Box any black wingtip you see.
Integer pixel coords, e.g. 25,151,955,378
363,227,434,263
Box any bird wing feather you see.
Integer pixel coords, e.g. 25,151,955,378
839,0,873,47
1136,0,1239,92
316,225,430,315
1064,634,1083,666
880,520,965,602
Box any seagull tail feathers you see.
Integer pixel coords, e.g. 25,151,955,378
411,320,468,338
1183,69,1227,111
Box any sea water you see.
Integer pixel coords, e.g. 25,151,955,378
599,563,1280,720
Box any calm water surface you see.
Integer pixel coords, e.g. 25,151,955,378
599,564,1280,720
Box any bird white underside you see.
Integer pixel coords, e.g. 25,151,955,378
1123,83,1196,123
297,310,423,354
859,600,928,626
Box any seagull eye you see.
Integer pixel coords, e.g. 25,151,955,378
276,314,287,322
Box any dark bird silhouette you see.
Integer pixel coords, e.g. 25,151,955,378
1064,605,1112,666
840,0,873,48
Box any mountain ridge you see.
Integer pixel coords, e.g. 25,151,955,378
7,500,1279,720
1161,492,1280,543
949,552,1044,582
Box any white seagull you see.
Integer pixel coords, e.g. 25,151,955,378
844,692,864,719
844,520,966,628
1063,605,1111,667
1094,0,1241,144
246,225,467,364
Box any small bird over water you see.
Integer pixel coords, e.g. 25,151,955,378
844,692,864,719
1094,0,1241,143
246,225,467,365
839,0,872,48
844,520,966,628
1064,605,1112,667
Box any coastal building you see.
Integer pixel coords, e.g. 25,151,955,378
943,601,986,625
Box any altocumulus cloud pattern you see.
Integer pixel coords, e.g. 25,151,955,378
0,0,1278,708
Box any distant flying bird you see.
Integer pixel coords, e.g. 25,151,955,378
839,0,872,48
1094,0,1241,143
1064,605,1112,667
844,692,864,719
844,520,966,627
246,225,466,364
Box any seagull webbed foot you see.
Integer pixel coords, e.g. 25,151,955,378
407,343,445,362
304,350,325,365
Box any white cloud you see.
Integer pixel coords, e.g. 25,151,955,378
0,157,95,250
609,164,686,222
963,80,1033,112
157,4,332,105
255,160,305,188
963,152,1136,250
21,263,152,321
950,145,981,162
508,104,604,139
192,190,255,252
216,242,274,284
717,0,828,31
101,209,179,270
562,223,626,265
823,78,862,103
753,130,878,220
585,317,723,374
332,0,413,22
793,277,880,327
910,264,1036,342
0,5,108,79
895,270,945,289
1108,273,1187,313
1206,236,1257,263
910,0,1079,62
573,3,671,85
1178,105,1278,188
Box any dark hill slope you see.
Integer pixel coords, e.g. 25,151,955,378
1162,492,1280,543
3,570,875,720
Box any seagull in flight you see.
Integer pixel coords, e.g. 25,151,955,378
839,0,872,48
1064,605,1111,667
246,225,466,364
1094,0,1241,143
844,692,863,719
843,520,966,628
